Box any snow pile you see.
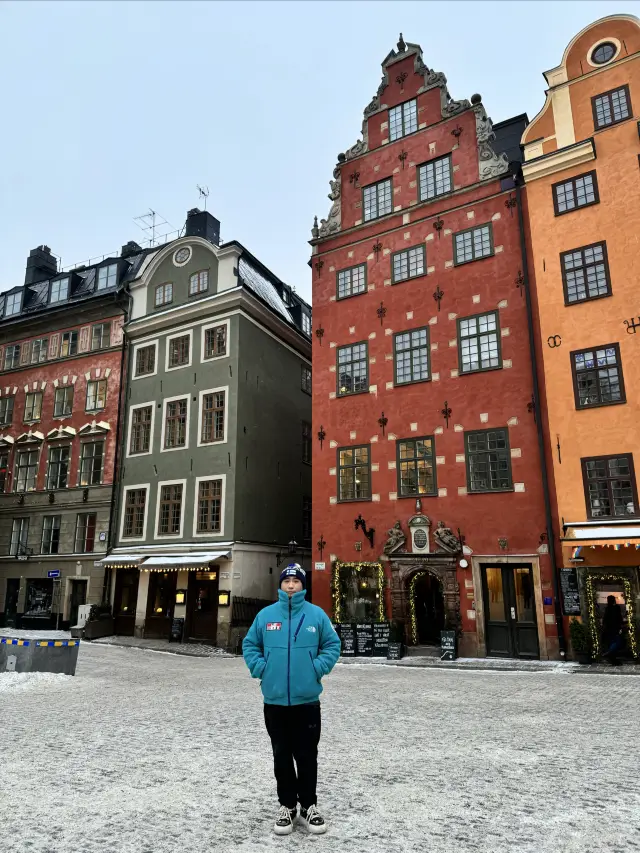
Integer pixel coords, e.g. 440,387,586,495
0,672,70,693
0,628,72,640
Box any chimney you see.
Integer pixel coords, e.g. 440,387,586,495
121,240,143,259
185,208,220,245
24,245,57,286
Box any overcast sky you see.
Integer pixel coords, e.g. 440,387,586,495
1,1,636,303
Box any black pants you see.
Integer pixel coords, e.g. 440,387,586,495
263,703,321,810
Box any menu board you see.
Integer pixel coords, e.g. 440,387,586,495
335,623,393,657
356,624,374,656
560,568,581,615
387,642,404,660
440,630,457,661
372,623,391,657
170,617,184,643
337,623,356,656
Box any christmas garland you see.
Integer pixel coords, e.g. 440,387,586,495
585,573,637,658
332,561,385,623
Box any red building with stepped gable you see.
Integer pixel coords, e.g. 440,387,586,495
310,35,563,660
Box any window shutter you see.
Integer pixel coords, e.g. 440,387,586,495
111,317,124,346
49,334,60,359
79,326,90,353
19,341,31,365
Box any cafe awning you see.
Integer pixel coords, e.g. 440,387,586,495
562,524,640,545
141,552,230,571
99,554,145,567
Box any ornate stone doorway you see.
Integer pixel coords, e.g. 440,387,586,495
409,571,445,645
389,557,460,646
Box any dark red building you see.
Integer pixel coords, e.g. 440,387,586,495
311,36,561,660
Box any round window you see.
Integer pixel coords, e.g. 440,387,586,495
173,246,191,266
591,42,616,64
414,529,427,550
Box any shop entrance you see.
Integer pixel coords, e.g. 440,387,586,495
481,564,539,659
69,580,87,628
113,569,139,636
3,579,20,628
410,572,445,645
187,570,219,643
587,575,638,659
145,572,177,639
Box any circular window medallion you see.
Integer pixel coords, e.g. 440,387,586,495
414,529,427,550
173,246,192,266
591,42,616,65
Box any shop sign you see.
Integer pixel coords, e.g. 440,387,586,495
47,570,61,579
314,562,326,571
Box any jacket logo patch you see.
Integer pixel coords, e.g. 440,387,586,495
266,622,282,631
306,625,317,632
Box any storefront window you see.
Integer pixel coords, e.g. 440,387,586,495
336,563,383,622
147,572,175,619
24,579,53,618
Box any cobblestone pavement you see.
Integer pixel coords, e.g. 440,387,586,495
90,634,234,657
1,643,638,853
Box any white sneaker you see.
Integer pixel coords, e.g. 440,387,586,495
273,805,296,836
299,804,327,834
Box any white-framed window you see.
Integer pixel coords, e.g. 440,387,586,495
154,478,187,540
302,314,311,336
24,392,43,422
161,394,190,452
389,99,417,141
126,400,156,457
30,338,49,364
0,396,15,425
201,319,229,362
10,518,29,556
97,264,118,291
5,292,21,317
189,269,209,296
41,515,61,555
91,323,111,351
120,484,150,541
197,386,228,447
50,278,69,303
132,340,158,379
363,179,392,222
60,331,78,357
155,282,173,308
75,513,97,553
14,449,39,492
165,329,193,371
79,441,104,486
418,155,452,201
3,345,20,370
86,379,107,412
173,245,192,266
193,474,226,537
46,445,70,490
54,386,74,417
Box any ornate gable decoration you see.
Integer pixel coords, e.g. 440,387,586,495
0,434,15,448
47,426,77,442
16,430,44,445
78,420,110,436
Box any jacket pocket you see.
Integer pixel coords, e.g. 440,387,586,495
289,647,322,702
260,647,288,701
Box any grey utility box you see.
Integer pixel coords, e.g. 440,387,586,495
0,637,80,675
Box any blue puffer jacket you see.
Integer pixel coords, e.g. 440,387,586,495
243,590,341,706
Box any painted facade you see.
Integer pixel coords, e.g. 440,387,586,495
311,36,562,660
0,245,128,629
522,14,640,658
106,209,312,648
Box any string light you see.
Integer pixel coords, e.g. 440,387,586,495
585,573,637,658
408,571,443,645
332,560,386,623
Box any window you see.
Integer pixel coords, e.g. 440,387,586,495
15,450,39,492
465,429,513,493
458,312,501,374
572,344,625,409
189,270,209,295
200,391,225,443
75,513,96,553
135,344,156,377
302,313,312,336
301,365,312,395
0,396,14,425
0,450,9,492
591,43,616,65
24,392,43,422
168,334,190,368
31,339,48,364
394,327,429,385
86,379,107,412
46,446,70,490
155,282,173,308
337,264,366,300
561,242,611,304
196,479,223,533
5,293,21,317
97,263,118,290
158,483,183,536
204,325,227,359
337,342,368,396
392,245,425,283
302,421,311,464
41,516,61,555
592,85,631,129
454,224,493,265
582,455,637,519
130,406,153,454
363,179,392,222
397,437,436,497
418,155,452,201
4,345,20,370
91,323,111,351
302,496,312,546
338,445,371,502
53,386,74,417
10,518,29,556
79,441,104,486
164,399,188,448
389,98,417,141
123,488,146,538
60,331,78,357
50,278,69,303
552,171,599,215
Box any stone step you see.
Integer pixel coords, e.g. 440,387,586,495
405,644,442,658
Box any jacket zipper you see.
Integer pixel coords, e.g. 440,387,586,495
293,614,306,642
287,598,292,706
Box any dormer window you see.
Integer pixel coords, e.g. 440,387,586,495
5,293,21,317
50,277,69,303
97,263,118,291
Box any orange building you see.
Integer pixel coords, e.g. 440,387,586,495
522,14,640,659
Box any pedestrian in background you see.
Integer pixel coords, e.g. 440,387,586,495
601,595,626,666
243,563,341,836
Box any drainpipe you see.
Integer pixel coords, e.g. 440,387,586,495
515,176,567,658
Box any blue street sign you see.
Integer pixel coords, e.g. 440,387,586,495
543,596,553,605
47,570,61,579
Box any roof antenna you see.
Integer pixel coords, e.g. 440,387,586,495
133,208,173,247
197,185,210,210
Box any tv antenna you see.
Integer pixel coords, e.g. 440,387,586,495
133,208,174,247
197,185,210,210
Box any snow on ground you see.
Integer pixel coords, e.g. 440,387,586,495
0,643,639,853
0,628,72,639
0,671,71,693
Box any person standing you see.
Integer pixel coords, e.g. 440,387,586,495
601,595,626,666
243,563,341,836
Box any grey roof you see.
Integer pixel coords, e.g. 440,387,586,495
238,258,293,322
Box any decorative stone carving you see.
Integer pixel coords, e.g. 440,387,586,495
318,164,342,238
442,96,471,118
433,521,461,554
408,513,431,553
383,520,407,555
473,98,509,181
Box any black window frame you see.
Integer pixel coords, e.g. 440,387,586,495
391,244,426,284
41,515,62,555
396,435,437,498
14,449,39,493
53,386,74,418
85,379,107,413
200,391,225,444
453,223,494,266
168,334,190,368
457,311,502,375
302,421,312,465
3,344,21,370
393,326,430,386
336,341,369,397
123,487,146,538
24,391,43,423
0,395,14,425
465,428,513,494
46,445,70,490
10,518,29,556
97,263,118,291
389,97,418,142
552,170,599,216
336,264,367,301
570,342,626,410
49,277,69,304
91,323,111,351
203,325,227,359
417,154,453,202
362,178,393,222
130,405,153,455
301,365,312,395
79,440,104,486
560,241,611,306
337,444,372,503
592,84,632,130
581,453,639,520
30,338,49,364
591,42,617,65
75,512,96,553
135,344,156,377
60,331,78,358
158,483,183,536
